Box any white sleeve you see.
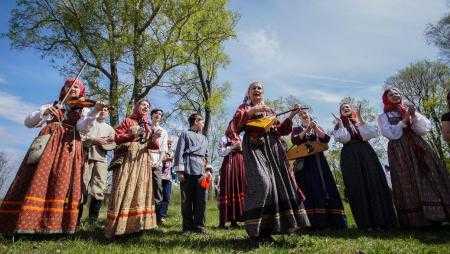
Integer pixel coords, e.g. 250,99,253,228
411,112,431,136
377,113,406,140
331,127,351,144
358,123,379,141
76,107,98,133
218,136,233,157
24,104,53,128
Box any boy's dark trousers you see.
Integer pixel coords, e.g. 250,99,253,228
180,174,207,231
153,167,163,222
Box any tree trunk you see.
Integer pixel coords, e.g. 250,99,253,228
130,13,144,106
109,61,119,127
203,107,211,138
131,41,144,104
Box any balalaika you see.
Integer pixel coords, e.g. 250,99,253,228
286,141,329,160
244,116,277,134
244,106,310,134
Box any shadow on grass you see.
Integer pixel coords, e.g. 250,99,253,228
304,225,450,245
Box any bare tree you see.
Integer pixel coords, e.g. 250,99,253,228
0,152,9,193
426,13,450,63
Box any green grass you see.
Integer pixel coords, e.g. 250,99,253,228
1,187,449,254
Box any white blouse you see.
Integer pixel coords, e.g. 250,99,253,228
148,125,169,168
24,103,53,128
377,111,431,140
24,104,96,134
331,123,379,144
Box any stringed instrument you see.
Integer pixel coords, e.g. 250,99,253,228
244,107,309,134
66,98,98,108
286,141,329,160
244,116,277,134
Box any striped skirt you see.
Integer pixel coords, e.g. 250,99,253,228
0,122,83,234
242,133,310,237
218,151,246,224
105,142,157,238
388,130,450,227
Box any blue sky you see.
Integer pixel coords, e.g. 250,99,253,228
0,0,447,163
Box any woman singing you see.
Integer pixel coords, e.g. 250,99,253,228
105,99,160,238
291,109,347,230
378,88,450,228
227,81,310,242
332,103,396,230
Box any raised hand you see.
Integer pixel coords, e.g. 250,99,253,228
152,128,162,138
44,106,60,118
249,104,271,116
93,137,109,145
408,104,416,118
403,109,411,125
289,104,301,119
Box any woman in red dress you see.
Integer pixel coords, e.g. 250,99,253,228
0,78,98,234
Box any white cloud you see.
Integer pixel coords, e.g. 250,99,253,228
293,73,370,87
240,29,281,64
0,91,39,124
301,89,342,104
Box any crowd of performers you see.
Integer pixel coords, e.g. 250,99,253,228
0,78,449,243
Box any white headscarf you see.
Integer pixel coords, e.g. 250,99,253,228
243,81,265,105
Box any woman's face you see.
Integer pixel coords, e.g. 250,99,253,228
65,83,82,98
249,84,264,103
386,89,402,104
138,101,150,115
299,110,310,123
340,104,352,117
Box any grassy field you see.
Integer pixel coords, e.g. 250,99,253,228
1,187,449,254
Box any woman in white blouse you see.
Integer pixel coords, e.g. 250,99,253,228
332,103,396,230
377,88,450,228
0,78,98,234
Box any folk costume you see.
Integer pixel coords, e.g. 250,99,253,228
0,78,94,234
332,105,396,230
79,107,116,223
173,128,210,232
291,123,347,230
378,89,450,228
105,100,158,238
227,82,310,239
217,135,246,227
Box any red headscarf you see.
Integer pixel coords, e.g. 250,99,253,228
59,77,86,101
382,88,407,118
130,99,151,133
339,103,361,139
